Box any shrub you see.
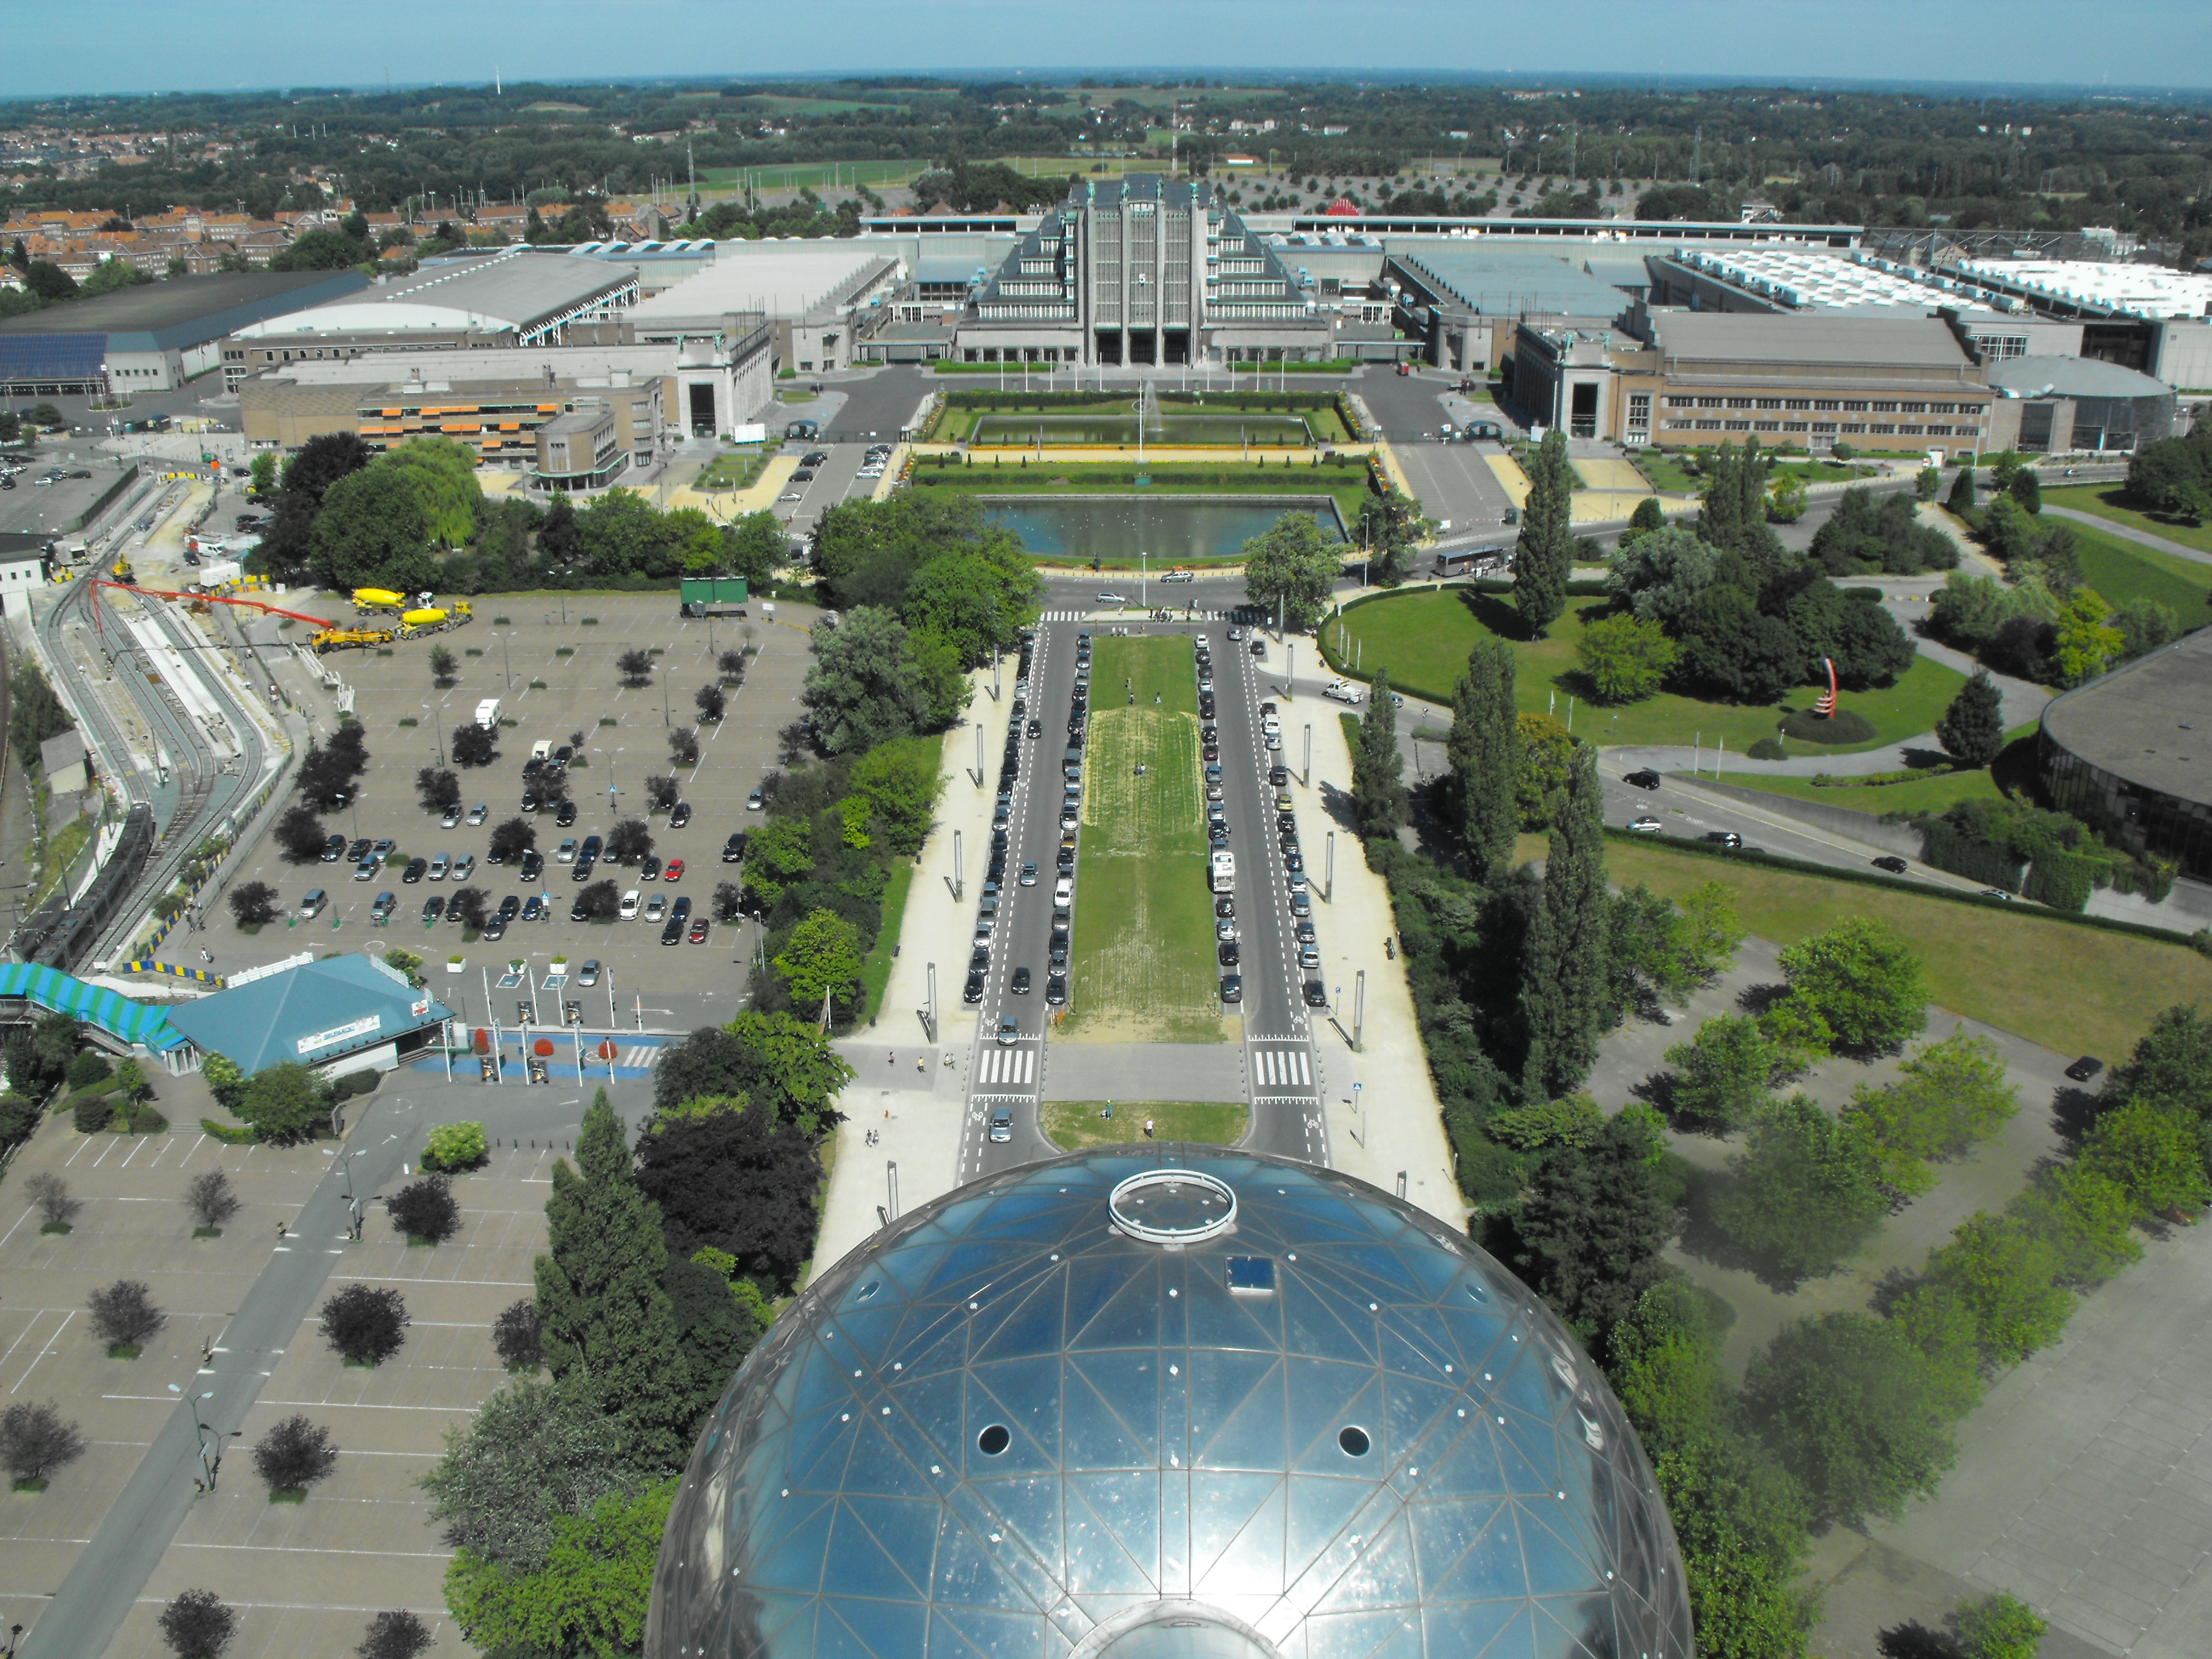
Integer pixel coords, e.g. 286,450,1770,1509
1746,736,1789,761
387,1175,462,1244
1,1399,86,1486
1778,706,1875,743
159,1588,238,1659
491,1298,544,1370
201,1052,246,1113
320,1284,411,1366
185,1169,241,1233
88,1279,166,1352
423,1120,489,1171
357,1609,435,1659
26,1171,81,1231
67,1048,113,1090
1949,1590,2048,1659
1711,1094,1888,1279
253,1414,339,1494
2024,849,2102,913
73,1091,115,1133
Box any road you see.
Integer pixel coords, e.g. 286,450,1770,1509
960,578,1323,1176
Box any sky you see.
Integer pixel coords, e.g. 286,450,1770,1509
7,0,2211,99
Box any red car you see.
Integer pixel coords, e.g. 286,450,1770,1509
687,916,709,942
663,859,683,882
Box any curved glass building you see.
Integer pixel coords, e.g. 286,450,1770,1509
647,1147,1691,1658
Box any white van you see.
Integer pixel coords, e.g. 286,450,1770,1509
1210,850,1236,893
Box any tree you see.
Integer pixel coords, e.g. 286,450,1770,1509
428,646,457,686
253,1415,339,1493
415,766,460,813
652,1011,854,1133
227,882,280,927
274,804,330,862
492,1299,544,1370
1946,463,1977,514
1949,1592,2048,1659
159,1589,238,1659
297,744,359,811
1624,494,1666,541
773,908,866,1014
802,606,945,754
448,885,489,931
1575,612,1677,703
236,1062,327,1144
307,464,438,594
444,1478,672,1659
0,1399,86,1485
668,726,700,768
488,817,537,862
1915,464,1942,503
1677,584,1803,705
1936,669,2007,768
1239,509,1342,629
1350,669,1409,837
1515,428,1574,635
200,1053,245,1116
1513,711,1575,830
637,1100,827,1291
2114,596,2180,660
2080,1098,2212,1216
1355,485,1429,586
1712,1094,1888,1279
534,1091,693,1470
421,1374,638,1575
616,648,652,688
1778,916,1927,1051
27,1171,82,1230
1846,1029,2019,1171
1514,1113,1673,1343
606,819,654,863
712,880,745,922
850,738,946,855
450,722,497,768
1741,1312,1960,1527
1665,1014,1777,1131
387,1175,463,1244
320,1284,411,1366
184,1168,241,1233
249,452,278,497
2008,466,2041,514
723,510,786,588
1518,743,1609,1099
357,1609,434,1659
645,774,679,813
2050,585,2123,687
89,1279,166,1351
1447,636,1518,874
694,682,726,723
717,647,749,685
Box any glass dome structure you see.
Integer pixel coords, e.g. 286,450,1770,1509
646,1147,1692,1659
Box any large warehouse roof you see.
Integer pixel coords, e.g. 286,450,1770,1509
1957,259,2212,321
1647,311,1976,369
234,250,635,341
164,953,450,1074
1389,248,1631,318
1986,353,2173,400
0,269,366,351
630,241,903,324
2043,628,2212,808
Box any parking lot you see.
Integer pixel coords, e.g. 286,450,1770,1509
213,589,819,1033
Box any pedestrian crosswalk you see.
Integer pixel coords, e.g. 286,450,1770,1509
1250,1045,1312,1089
975,1045,1038,1087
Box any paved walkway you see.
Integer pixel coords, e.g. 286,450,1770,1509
2046,504,2212,569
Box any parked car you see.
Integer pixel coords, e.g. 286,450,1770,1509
520,851,545,881
453,854,475,881
688,916,710,943
467,804,488,825
403,857,428,883
298,888,329,918
577,959,601,987
746,787,765,811
663,859,683,882
440,805,463,829
722,832,747,863
1304,980,1329,1008
428,854,450,880
370,891,397,919
1219,974,1243,1004
320,834,346,862
671,802,692,828
420,895,443,922
620,890,640,919
645,896,667,923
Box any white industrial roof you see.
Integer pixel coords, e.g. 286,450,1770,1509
630,241,904,323
233,250,635,340
1672,246,1947,312
1955,260,2212,321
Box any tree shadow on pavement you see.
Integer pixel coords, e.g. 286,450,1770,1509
1875,1620,1960,1659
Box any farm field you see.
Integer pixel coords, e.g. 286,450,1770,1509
1065,637,1221,1043
1324,588,1966,751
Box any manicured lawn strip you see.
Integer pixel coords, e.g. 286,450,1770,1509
1322,588,1966,752
857,858,914,1024
1603,836,2212,1059
2065,523,2212,617
1703,766,2008,818
2044,485,2212,560
911,460,1374,528
1040,1100,1250,1148
1067,637,1222,1042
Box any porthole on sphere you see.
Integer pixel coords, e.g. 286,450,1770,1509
1338,1426,1371,1457
977,1424,1011,1456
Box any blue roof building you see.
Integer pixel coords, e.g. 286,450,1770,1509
163,953,451,1075
0,961,187,1055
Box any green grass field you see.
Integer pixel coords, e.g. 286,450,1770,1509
910,460,1375,529
1067,637,1222,1042
857,859,914,1024
1324,589,1967,752
2044,485,2212,560
2065,523,2212,617
1604,837,2212,1060
1041,1100,1250,1149
694,447,781,492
